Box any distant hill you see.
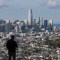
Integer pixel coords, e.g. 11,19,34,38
54,24,60,28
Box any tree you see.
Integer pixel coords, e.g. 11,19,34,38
48,56,52,60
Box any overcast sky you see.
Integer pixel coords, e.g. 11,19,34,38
0,0,60,24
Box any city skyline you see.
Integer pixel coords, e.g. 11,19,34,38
0,0,60,24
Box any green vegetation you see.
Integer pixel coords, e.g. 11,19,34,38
45,39,60,48
55,39,60,47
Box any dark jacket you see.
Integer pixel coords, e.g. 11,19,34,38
6,39,18,52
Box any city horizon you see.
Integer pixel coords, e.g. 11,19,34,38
0,8,59,25
0,0,60,24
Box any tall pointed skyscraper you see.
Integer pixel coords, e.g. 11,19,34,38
28,9,33,26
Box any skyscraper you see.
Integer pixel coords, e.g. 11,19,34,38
39,17,43,28
48,19,53,31
15,21,22,33
44,20,48,30
5,20,11,32
28,9,33,26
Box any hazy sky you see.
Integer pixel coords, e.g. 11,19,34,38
0,0,60,24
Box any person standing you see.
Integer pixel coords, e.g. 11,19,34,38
6,35,18,60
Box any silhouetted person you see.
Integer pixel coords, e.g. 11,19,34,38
6,35,18,60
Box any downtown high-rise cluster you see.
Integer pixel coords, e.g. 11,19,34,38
0,9,53,33
27,9,53,32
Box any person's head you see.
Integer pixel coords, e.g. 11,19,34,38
11,35,15,40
